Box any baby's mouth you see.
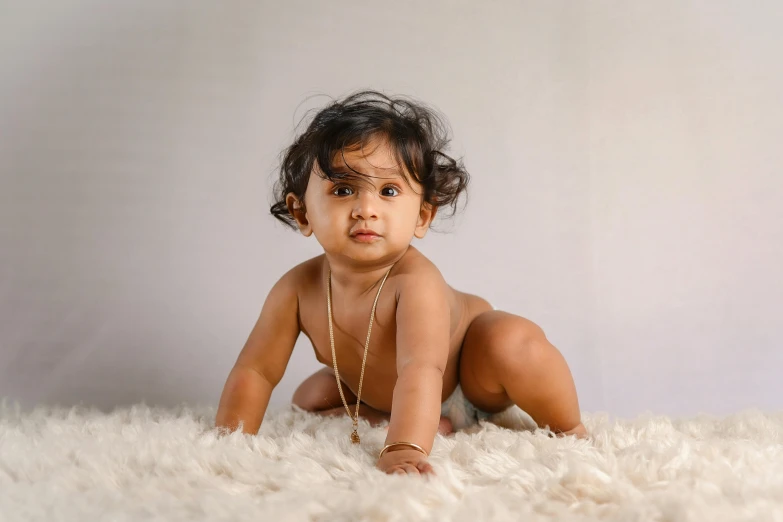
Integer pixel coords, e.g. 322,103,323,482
351,233,380,243
350,229,381,242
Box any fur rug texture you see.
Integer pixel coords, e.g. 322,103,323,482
1,400,782,521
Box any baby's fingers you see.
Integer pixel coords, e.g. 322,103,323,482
416,461,436,476
387,464,419,475
400,463,420,475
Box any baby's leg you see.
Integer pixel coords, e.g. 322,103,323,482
292,366,359,412
458,311,587,438
291,367,395,427
292,367,453,434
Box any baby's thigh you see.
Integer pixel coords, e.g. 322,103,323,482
291,366,358,411
457,310,518,412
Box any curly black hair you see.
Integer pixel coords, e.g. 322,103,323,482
270,90,470,229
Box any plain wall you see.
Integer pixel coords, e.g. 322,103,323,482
1,1,780,419
587,2,783,416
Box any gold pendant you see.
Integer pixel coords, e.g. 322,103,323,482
350,429,360,444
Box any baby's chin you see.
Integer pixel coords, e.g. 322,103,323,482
323,242,410,264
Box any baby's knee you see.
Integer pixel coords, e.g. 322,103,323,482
291,371,329,411
291,367,352,412
291,385,318,411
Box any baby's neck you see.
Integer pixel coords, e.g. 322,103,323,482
324,252,404,298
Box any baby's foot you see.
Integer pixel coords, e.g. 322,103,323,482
438,416,454,435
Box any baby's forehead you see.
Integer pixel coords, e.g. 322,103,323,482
334,140,399,168
328,164,408,182
324,142,415,182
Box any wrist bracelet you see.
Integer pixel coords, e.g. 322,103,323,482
379,441,429,459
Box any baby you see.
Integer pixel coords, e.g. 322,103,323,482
215,90,586,476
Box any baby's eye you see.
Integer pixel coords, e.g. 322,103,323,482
333,186,354,197
381,186,400,197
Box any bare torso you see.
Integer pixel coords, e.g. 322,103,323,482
293,246,492,413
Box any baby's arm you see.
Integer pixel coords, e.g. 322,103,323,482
215,269,300,435
380,271,450,472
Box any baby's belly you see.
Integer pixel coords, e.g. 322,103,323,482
311,343,400,412
354,375,399,412
310,290,492,413
316,341,464,414
350,369,461,413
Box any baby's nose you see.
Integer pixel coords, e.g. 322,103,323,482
351,192,378,220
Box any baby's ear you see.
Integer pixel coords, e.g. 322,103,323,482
414,202,437,239
285,192,313,236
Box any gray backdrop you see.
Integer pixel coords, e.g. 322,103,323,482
1,1,781,419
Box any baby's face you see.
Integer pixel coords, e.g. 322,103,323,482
300,138,432,263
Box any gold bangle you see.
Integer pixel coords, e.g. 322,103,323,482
378,442,429,459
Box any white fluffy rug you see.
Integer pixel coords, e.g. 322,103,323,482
1,400,782,521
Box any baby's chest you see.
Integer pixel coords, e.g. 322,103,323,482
300,298,399,380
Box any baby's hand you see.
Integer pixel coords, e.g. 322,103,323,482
377,449,435,476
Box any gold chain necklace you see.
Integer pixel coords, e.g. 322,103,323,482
327,264,394,444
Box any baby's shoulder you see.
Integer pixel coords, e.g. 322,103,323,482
275,255,324,294
391,247,448,293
